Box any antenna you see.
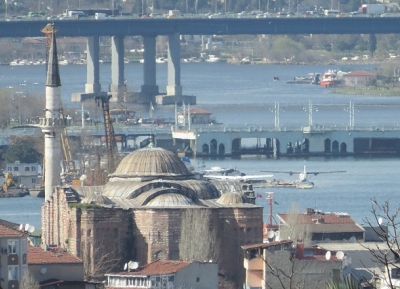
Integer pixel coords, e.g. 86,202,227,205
336,251,344,260
325,251,331,261
28,226,35,233
24,224,30,232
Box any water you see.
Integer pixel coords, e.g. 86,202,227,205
1,62,400,228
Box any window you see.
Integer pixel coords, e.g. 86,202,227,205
13,167,19,172
32,179,37,184
8,240,18,254
8,266,18,280
24,167,30,171
31,166,36,171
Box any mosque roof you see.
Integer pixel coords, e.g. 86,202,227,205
110,147,192,178
103,179,220,200
217,191,248,205
81,192,113,206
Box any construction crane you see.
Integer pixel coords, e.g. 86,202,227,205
95,94,119,174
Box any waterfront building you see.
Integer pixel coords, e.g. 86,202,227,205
4,161,41,189
342,70,375,87
105,259,218,289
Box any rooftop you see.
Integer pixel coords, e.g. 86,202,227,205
28,246,83,264
0,220,26,238
106,260,197,277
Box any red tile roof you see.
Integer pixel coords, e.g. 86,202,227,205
28,246,82,264
107,260,195,276
0,223,26,238
343,70,374,77
188,107,212,115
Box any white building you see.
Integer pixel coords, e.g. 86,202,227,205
105,260,218,289
5,161,41,188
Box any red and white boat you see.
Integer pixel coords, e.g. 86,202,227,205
320,70,341,87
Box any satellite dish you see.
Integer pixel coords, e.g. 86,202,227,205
128,261,139,270
28,226,35,233
324,238,331,243
19,224,24,231
275,236,280,242
124,263,128,270
40,267,47,275
267,231,275,239
378,217,383,225
79,174,87,181
350,236,356,243
24,224,30,232
336,251,344,260
325,251,331,261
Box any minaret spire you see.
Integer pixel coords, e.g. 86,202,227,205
40,24,64,202
46,26,61,87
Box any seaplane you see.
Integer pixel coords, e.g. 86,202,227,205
202,166,273,182
261,163,346,189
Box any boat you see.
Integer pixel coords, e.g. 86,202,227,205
156,57,167,63
320,70,341,87
59,59,69,65
286,73,319,84
205,55,221,63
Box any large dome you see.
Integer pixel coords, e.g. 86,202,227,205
111,147,192,178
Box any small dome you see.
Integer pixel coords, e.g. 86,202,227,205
145,193,196,207
217,192,248,205
112,147,191,178
81,192,113,206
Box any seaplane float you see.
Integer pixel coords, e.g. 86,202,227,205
261,163,346,189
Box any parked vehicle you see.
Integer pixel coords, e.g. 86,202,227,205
358,4,385,15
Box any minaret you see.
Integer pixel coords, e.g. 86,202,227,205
41,26,63,202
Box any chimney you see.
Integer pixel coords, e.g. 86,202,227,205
296,242,304,259
306,208,315,215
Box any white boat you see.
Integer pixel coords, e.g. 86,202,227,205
59,59,69,65
206,55,221,63
156,57,167,63
10,59,27,66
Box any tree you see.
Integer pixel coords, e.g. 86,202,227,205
279,203,312,246
20,271,40,289
179,208,220,262
361,199,400,289
81,238,121,282
4,136,42,164
369,34,377,57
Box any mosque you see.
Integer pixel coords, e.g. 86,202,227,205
40,27,264,287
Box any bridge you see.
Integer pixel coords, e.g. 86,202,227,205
3,122,400,157
2,17,399,105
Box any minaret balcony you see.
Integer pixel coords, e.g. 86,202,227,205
39,117,66,128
